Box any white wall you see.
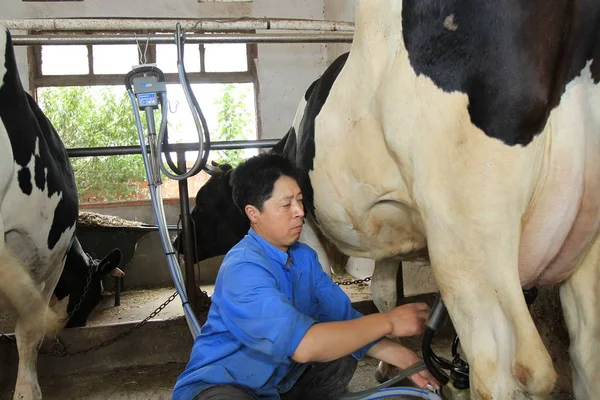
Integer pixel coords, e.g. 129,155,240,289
2,0,331,140
324,0,356,65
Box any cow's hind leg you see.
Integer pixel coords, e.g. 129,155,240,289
425,222,557,400
559,234,600,399
0,238,60,400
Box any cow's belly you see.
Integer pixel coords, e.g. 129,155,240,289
519,67,600,287
310,111,427,261
1,164,74,286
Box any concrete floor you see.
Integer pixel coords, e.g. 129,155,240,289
0,342,441,400
0,273,575,399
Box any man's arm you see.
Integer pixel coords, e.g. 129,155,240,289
292,249,430,363
291,302,430,363
291,312,392,363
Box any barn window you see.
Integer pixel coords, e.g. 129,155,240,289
30,31,258,204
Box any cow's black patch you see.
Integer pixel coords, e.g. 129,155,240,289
592,31,600,84
17,167,32,195
0,29,78,250
290,52,349,220
34,155,45,192
402,0,600,146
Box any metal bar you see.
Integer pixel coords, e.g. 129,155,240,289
114,276,121,307
177,151,199,317
33,71,254,87
396,261,405,305
66,139,280,157
1,18,354,32
11,32,353,46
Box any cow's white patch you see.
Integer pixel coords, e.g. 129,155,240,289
443,14,459,31
519,60,600,286
2,148,74,277
0,28,7,91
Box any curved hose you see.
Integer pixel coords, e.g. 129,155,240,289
423,327,450,386
340,361,440,400
361,387,442,399
157,23,211,180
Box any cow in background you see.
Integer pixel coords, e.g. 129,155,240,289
53,238,123,328
0,25,121,399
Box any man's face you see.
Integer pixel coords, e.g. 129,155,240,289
246,175,305,252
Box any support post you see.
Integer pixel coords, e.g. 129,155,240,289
396,261,405,305
177,151,200,315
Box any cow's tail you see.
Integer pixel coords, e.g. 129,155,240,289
0,244,60,337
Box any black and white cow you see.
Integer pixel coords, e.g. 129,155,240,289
179,1,600,398
0,26,122,399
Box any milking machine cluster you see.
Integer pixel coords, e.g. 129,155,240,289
422,296,471,400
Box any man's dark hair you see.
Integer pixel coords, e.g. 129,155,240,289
231,153,300,214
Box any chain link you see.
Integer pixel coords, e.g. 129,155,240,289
62,260,95,323
334,276,372,286
0,330,16,344
1,277,363,356
0,289,200,357
40,290,182,357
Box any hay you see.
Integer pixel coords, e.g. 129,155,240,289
78,211,146,228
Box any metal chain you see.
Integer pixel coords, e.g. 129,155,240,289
0,275,361,355
61,259,95,323
335,276,372,286
42,290,181,357
0,330,16,344
0,290,182,357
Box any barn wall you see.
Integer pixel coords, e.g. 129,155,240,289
323,0,355,65
3,0,330,140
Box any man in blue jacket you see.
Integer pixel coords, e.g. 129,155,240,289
173,153,439,400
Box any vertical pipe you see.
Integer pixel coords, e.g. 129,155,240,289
114,276,121,307
396,261,405,306
177,151,199,315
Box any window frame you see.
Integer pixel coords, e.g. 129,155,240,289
28,30,258,92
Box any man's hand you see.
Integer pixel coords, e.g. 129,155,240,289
367,338,440,391
385,302,431,337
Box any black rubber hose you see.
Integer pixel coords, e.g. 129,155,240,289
422,327,450,385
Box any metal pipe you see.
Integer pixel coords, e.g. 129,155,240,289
177,151,199,317
127,88,201,338
1,18,354,32
11,32,353,46
66,139,280,157
114,276,121,307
